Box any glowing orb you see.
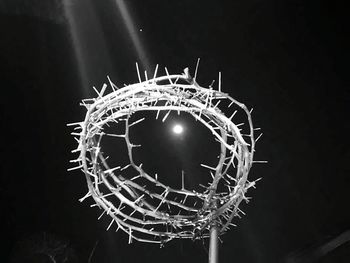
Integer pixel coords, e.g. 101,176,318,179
172,124,184,134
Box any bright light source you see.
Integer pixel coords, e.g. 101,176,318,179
172,124,184,134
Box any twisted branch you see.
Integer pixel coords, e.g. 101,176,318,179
68,65,262,244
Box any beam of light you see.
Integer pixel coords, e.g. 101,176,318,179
63,0,114,97
113,0,151,72
286,230,350,262
63,0,89,96
173,124,184,135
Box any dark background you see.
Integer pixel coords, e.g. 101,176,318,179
1,0,349,262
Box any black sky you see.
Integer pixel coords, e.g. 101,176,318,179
1,0,349,262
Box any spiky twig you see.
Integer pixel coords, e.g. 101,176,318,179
68,65,261,244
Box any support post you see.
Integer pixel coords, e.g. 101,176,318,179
209,224,219,263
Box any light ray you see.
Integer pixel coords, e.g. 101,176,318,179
114,0,151,72
63,0,114,96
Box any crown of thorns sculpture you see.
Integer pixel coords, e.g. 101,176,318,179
68,64,263,245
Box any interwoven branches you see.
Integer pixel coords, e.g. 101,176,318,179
68,65,262,245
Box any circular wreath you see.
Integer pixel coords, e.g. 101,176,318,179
68,66,261,244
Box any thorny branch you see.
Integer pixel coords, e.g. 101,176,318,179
68,65,262,245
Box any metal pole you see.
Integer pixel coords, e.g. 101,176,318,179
209,224,219,263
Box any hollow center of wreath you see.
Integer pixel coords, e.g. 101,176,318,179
101,110,219,193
